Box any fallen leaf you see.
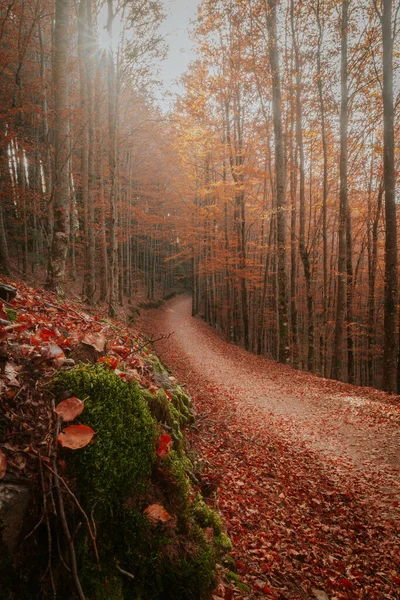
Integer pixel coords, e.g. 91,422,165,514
144,503,172,523
55,397,84,422
58,425,95,449
156,433,172,459
98,356,119,369
0,449,7,479
5,362,20,386
111,344,131,358
82,332,106,353
312,590,330,600
40,344,65,364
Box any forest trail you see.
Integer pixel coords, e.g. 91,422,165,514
141,296,400,599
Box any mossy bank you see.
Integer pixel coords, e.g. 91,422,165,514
1,362,230,600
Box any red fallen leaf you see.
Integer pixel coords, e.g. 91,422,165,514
156,433,172,459
337,578,354,590
0,449,7,479
111,344,130,358
224,587,233,600
82,332,106,353
0,326,9,341
58,425,95,450
55,397,84,422
38,327,57,341
144,503,172,523
98,356,119,370
165,390,173,402
115,369,128,380
30,334,42,346
262,587,273,595
392,576,400,585
148,385,159,394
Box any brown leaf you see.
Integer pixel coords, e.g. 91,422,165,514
4,362,20,386
0,449,7,479
144,503,172,523
55,397,84,422
82,332,106,353
58,425,95,450
312,591,330,600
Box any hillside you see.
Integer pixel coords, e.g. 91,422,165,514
0,279,231,600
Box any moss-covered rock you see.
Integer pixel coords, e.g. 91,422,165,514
50,363,229,600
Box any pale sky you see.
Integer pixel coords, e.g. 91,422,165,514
157,0,201,108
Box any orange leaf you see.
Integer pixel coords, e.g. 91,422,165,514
58,425,94,450
144,503,172,523
111,344,131,358
98,356,119,370
0,449,7,479
55,397,84,422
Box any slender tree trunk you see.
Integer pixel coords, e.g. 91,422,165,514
266,0,289,363
0,146,10,273
381,0,398,392
107,0,118,316
315,0,329,376
368,181,383,386
48,0,71,294
332,0,349,381
291,0,314,371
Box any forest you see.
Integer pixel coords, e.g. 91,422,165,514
1,0,400,393
1,1,400,599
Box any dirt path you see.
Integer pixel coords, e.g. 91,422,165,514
141,296,400,600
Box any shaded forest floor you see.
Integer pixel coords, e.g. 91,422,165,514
140,296,400,600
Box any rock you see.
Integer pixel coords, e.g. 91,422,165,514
153,371,174,390
0,283,17,302
0,476,31,553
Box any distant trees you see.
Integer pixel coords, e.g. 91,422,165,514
0,0,182,308
171,0,400,393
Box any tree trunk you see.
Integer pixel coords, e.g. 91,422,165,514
266,0,289,363
48,0,71,294
381,0,398,392
332,0,349,381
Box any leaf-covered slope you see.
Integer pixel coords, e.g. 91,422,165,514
0,279,230,600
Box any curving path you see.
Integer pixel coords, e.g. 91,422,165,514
141,296,400,599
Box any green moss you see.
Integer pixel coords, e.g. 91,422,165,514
6,307,17,322
50,363,228,600
226,571,250,593
142,389,185,449
192,495,222,535
163,450,191,507
192,495,232,557
53,363,156,508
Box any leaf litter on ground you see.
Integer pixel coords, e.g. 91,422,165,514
140,296,400,600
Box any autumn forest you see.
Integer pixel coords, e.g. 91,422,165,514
1,0,400,395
